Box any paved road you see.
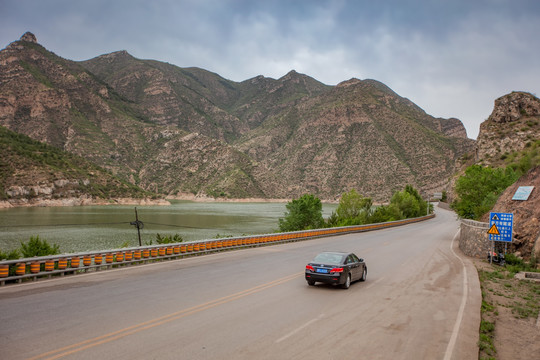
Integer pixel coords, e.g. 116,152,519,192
0,207,480,360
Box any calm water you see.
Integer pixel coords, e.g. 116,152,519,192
0,201,337,253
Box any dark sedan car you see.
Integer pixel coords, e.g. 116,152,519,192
305,251,367,289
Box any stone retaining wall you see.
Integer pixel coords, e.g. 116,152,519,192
459,219,490,258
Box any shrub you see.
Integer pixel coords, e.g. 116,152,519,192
452,165,518,220
368,203,403,223
155,233,184,244
0,248,20,260
279,194,324,232
19,236,60,257
330,189,372,227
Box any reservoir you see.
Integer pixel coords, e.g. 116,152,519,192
0,201,337,254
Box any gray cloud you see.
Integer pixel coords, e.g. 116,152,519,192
2,0,539,139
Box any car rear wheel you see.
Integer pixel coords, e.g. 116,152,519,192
360,267,367,282
341,274,351,289
307,280,316,286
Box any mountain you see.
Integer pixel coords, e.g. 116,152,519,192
0,125,158,207
473,92,540,259
81,52,330,143
476,91,540,167
0,32,474,203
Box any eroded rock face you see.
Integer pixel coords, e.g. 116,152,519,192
20,32,37,43
476,92,540,164
489,92,540,123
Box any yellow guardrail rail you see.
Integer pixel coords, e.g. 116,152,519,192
0,214,435,285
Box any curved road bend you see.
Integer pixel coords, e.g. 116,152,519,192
0,207,480,360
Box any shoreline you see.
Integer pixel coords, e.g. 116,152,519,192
167,194,340,204
0,195,340,209
0,197,171,209
166,194,292,203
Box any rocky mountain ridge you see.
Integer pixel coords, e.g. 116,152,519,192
0,32,475,203
476,91,540,166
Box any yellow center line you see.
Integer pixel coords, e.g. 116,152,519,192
28,272,303,360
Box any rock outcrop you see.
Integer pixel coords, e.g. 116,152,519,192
476,92,540,164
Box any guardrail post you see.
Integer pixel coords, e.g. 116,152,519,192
45,259,54,273
125,251,133,262
30,261,40,274
94,254,102,270
15,263,26,279
0,264,8,279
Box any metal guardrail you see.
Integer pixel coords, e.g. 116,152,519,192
0,214,435,285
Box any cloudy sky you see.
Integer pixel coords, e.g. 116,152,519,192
1,0,539,139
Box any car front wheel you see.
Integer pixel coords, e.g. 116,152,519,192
341,274,351,289
360,267,367,282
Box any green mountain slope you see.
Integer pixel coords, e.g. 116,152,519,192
0,125,151,203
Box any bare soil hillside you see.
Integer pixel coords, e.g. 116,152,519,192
481,166,540,260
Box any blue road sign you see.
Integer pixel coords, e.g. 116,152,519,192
488,212,513,242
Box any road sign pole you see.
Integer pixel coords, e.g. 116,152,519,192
490,239,494,265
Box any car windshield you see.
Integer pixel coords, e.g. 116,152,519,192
312,253,344,265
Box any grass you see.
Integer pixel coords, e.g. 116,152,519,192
478,296,497,359
477,258,540,360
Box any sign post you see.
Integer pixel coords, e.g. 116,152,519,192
488,212,513,264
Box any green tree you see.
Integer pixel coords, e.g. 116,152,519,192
369,203,403,223
367,185,427,223
390,190,421,218
452,165,518,220
336,189,372,219
331,189,372,226
279,194,324,232
441,190,448,202
19,236,60,257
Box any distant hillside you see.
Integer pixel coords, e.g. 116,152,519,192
0,32,475,203
0,125,155,206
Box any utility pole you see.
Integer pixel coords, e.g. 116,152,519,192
130,207,143,246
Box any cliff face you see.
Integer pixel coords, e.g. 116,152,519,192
475,92,540,260
1,32,474,202
476,92,540,165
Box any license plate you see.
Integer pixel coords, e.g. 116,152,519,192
316,268,328,273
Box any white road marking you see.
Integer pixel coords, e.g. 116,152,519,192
443,229,468,360
276,313,325,343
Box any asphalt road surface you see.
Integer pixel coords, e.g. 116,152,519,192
0,207,480,360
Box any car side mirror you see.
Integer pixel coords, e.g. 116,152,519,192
359,258,364,262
